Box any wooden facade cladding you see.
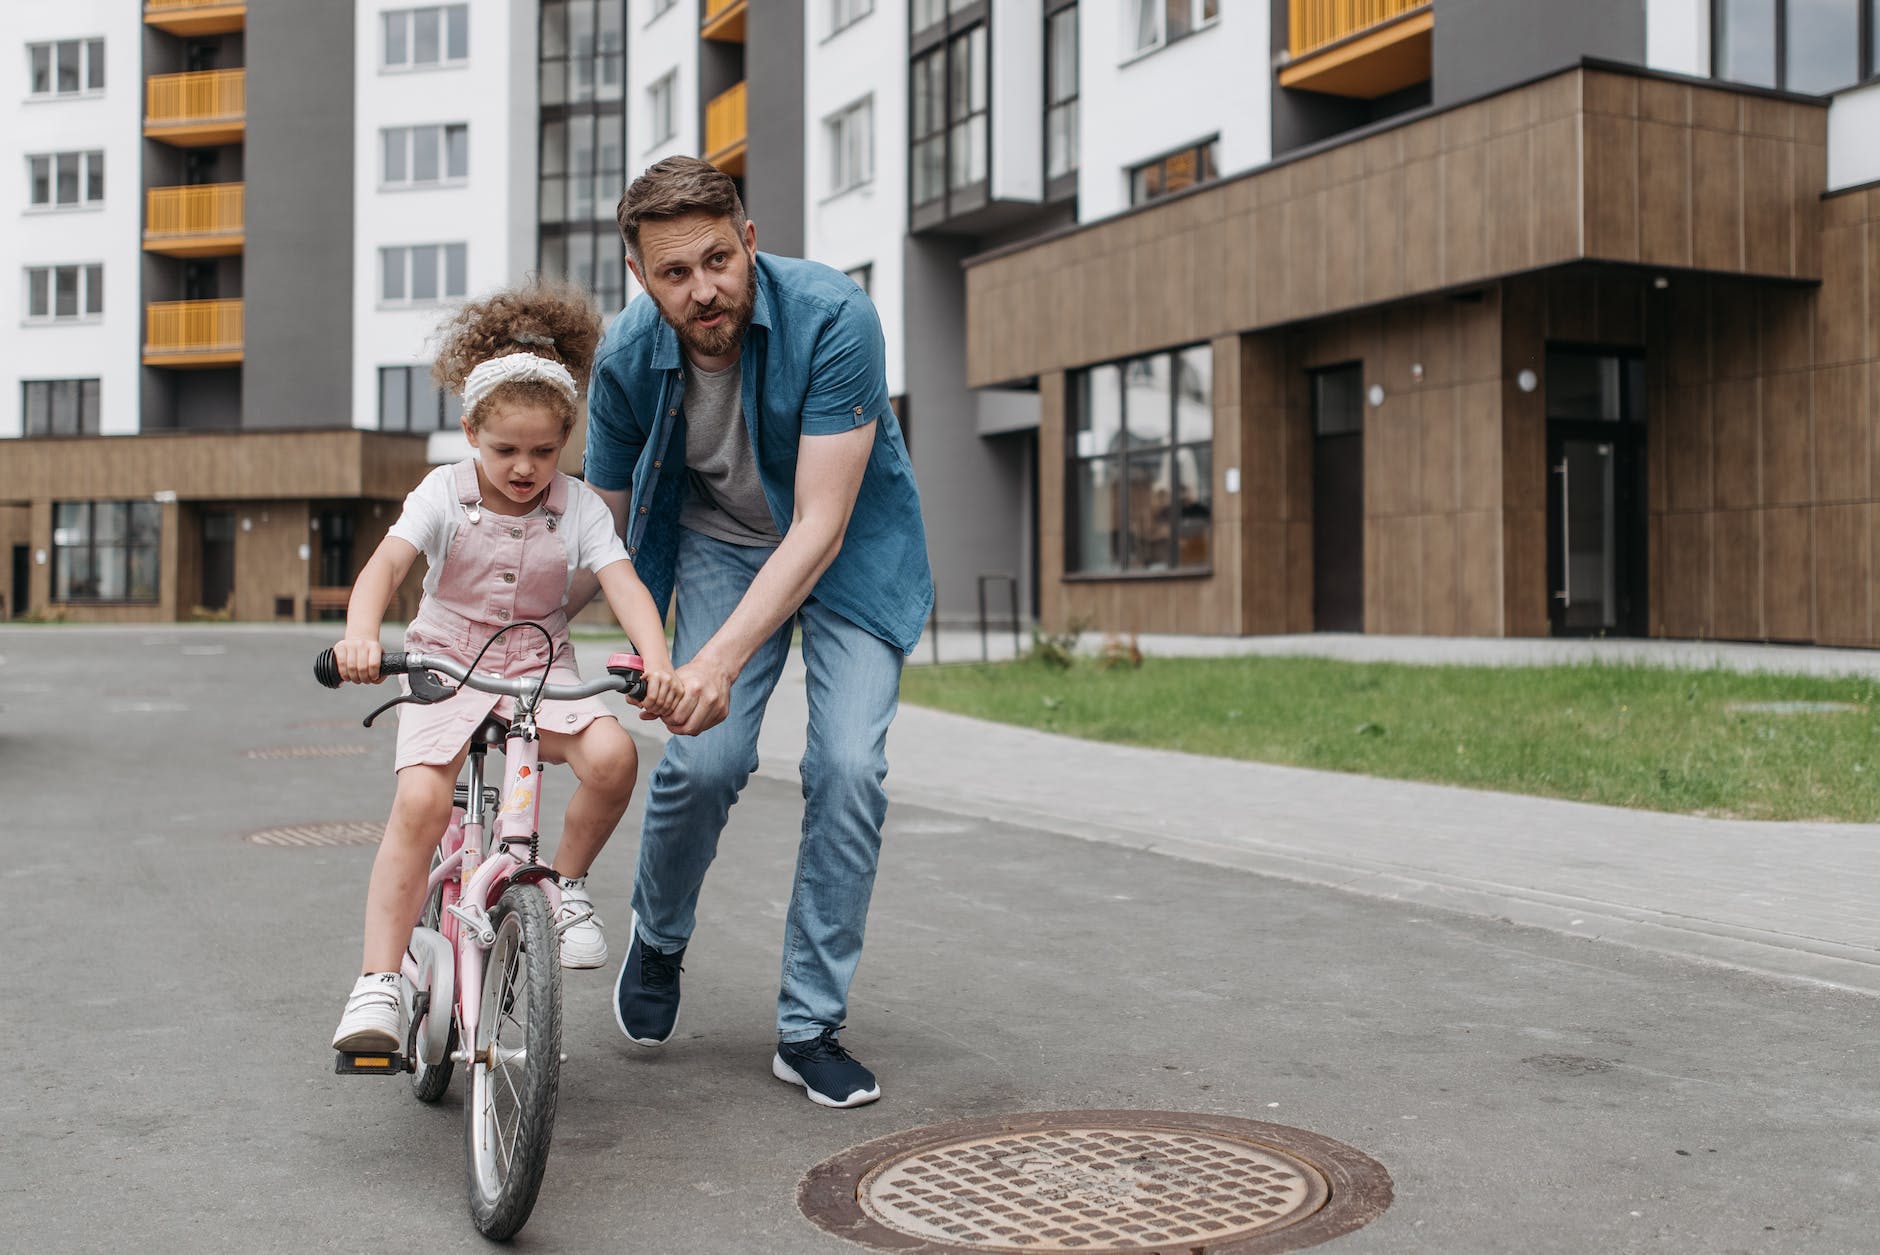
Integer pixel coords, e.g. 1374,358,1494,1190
3,430,432,506
963,66,1826,390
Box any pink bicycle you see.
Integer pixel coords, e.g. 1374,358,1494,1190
314,635,645,1241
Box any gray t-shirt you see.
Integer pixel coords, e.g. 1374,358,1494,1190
677,357,781,548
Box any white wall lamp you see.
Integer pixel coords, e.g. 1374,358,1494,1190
1516,369,1539,394
1367,384,1386,408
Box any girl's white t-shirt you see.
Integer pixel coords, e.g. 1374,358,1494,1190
387,463,629,601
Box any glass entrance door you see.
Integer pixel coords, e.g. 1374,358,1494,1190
1545,349,1646,636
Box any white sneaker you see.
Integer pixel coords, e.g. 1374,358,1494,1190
556,876,607,969
332,972,407,1052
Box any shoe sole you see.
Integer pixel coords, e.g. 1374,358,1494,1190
772,1052,882,1108
332,1026,403,1053
560,940,608,969
612,911,677,1047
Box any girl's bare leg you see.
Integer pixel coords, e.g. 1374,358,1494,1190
540,718,638,878
360,753,465,974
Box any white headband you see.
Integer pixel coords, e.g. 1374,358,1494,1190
461,353,578,414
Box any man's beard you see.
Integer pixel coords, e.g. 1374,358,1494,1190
662,263,757,361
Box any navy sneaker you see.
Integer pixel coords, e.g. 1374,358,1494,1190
613,913,684,1046
772,1029,881,1108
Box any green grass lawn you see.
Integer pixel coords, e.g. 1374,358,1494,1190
899,654,1880,822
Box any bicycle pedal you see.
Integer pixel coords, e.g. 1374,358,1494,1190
335,1050,411,1075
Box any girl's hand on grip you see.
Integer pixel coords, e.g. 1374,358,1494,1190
334,638,384,685
634,667,681,721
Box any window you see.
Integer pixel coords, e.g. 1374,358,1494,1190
911,22,988,209
826,96,874,195
378,365,465,432
28,39,104,97
379,245,467,304
23,379,101,436
542,0,624,105
646,70,677,146
538,4,628,317
1127,0,1218,56
649,0,678,20
382,5,469,70
25,264,104,321
51,501,160,603
831,0,875,36
1068,346,1213,575
1129,137,1218,205
381,125,469,188
844,263,873,297
28,151,104,208
1713,0,1877,93
1046,3,1079,182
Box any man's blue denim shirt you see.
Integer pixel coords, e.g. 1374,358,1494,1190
584,252,935,655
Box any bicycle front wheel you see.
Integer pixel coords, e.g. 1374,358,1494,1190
464,883,562,1240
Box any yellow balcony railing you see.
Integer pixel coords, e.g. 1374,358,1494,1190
144,299,244,367
144,0,246,38
1282,0,1431,98
702,0,747,42
705,81,748,176
145,68,246,146
145,183,244,257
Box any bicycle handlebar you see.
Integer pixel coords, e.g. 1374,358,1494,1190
314,647,648,703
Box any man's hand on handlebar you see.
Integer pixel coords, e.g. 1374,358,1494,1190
333,638,386,685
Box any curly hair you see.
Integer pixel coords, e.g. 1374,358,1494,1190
431,279,602,432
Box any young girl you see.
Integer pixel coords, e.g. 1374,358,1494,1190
331,282,678,1053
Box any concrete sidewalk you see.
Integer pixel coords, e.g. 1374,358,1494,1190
663,634,1880,997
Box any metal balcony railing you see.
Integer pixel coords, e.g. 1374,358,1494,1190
145,299,244,362
146,183,244,241
145,68,245,128
705,81,748,172
1288,0,1429,58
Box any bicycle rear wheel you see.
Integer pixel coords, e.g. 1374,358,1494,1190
464,883,562,1241
409,873,456,1104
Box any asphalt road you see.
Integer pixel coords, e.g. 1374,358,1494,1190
3,626,1877,1254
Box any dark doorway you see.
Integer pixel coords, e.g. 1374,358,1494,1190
200,510,235,614
1312,364,1365,632
10,545,27,618
1546,348,1648,636
316,509,356,588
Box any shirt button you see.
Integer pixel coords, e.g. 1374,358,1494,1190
502,572,516,584
854,406,864,415
638,505,649,514
668,408,677,416
653,460,662,468
509,527,522,538
627,547,636,558
495,609,510,621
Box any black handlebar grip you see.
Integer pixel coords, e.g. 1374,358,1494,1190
626,677,647,702
380,651,409,676
313,649,342,689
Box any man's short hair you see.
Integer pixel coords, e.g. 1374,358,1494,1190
617,156,749,264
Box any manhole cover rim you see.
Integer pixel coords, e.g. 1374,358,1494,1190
799,1110,1392,1255
242,821,385,847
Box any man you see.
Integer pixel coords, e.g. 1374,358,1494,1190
581,156,932,1108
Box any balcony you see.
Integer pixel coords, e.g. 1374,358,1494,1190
705,81,747,177
1280,0,1432,99
145,69,246,147
701,0,746,43
144,0,246,37
144,299,243,368
145,183,244,257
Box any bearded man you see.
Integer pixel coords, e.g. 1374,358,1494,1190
579,156,933,1109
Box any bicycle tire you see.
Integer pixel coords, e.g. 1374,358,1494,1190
409,875,456,1104
464,883,562,1240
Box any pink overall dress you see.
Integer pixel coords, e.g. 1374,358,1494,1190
393,459,616,771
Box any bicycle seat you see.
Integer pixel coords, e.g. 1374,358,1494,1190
473,713,509,748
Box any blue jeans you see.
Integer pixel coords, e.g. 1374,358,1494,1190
631,528,904,1043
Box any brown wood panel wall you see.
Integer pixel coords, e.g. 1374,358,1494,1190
5,430,431,504
966,66,1824,390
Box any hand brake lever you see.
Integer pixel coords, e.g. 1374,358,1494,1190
362,668,456,728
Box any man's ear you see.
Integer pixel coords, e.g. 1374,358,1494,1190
625,253,645,290
743,219,758,257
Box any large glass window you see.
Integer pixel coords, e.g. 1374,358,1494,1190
1046,3,1079,182
539,2,628,316
1715,0,1871,92
647,70,677,145
28,39,104,96
1068,345,1214,575
51,502,160,603
23,379,101,436
28,151,104,209
826,96,875,196
911,47,948,206
383,5,469,69
910,18,988,213
381,125,469,188
25,264,103,321
1129,138,1218,205
379,245,467,304
378,365,464,432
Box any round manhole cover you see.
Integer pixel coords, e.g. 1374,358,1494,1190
800,1111,1391,1254
243,821,384,848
